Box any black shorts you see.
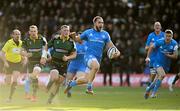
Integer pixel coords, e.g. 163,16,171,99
4,61,22,74
27,61,41,73
50,61,67,77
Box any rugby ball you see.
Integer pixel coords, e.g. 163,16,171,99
107,47,117,59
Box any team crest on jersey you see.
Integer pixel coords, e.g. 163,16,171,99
89,33,93,37
102,35,105,39
57,41,59,44
170,46,173,49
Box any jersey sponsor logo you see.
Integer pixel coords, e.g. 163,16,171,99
28,48,41,52
12,48,21,54
55,49,68,53
89,39,104,43
161,50,172,54
56,41,60,44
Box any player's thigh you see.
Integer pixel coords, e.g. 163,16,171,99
156,67,166,77
12,71,20,82
66,72,75,81
76,71,87,78
87,58,100,70
84,55,99,69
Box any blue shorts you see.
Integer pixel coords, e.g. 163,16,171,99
67,61,89,74
84,54,101,68
153,62,169,73
149,59,155,68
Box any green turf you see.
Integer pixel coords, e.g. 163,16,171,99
0,85,180,111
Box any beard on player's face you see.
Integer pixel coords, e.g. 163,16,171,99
95,25,103,32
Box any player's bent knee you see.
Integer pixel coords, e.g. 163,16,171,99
12,72,20,82
33,66,42,74
66,73,74,81
87,58,99,69
59,75,65,81
50,69,59,80
91,61,100,71
82,78,88,84
158,72,165,79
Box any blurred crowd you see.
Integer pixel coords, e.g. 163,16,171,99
0,0,180,75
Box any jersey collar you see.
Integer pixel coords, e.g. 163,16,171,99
30,35,39,41
60,35,69,42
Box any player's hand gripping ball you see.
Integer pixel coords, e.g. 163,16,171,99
107,47,118,59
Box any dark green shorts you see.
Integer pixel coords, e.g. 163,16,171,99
4,61,22,74
28,61,41,73
50,61,67,77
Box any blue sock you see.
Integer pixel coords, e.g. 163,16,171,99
146,81,156,92
25,78,30,93
152,79,162,94
69,80,77,87
87,83,92,89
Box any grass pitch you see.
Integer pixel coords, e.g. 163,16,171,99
0,85,180,111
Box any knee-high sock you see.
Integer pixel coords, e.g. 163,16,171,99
31,78,38,97
69,80,77,87
152,79,162,95
172,74,179,85
9,82,17,99
46,80,54,91
87,82,93,90
25,78,30,93
48,82,60,102
146,81,156,92
51,82,60,95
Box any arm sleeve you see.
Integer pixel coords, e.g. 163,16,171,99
71,42,77,52
80,30,88,41
173,44,178,51
42,37,48,46
145,34,151,46
2,41,9,53
22,40,27,50
47,39,53,48
104,32,111,43
154,40,161,48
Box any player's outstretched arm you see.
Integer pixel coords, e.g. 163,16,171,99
69,32,82,43
62,51,77,62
